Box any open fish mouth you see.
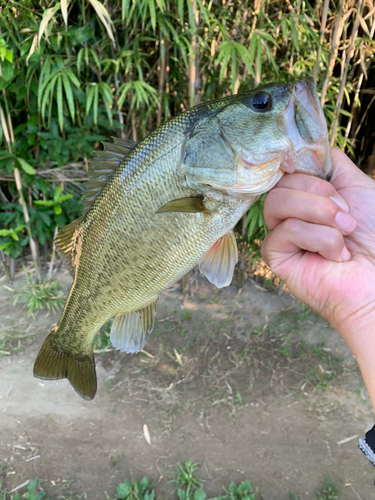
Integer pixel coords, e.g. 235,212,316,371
278,78,332,180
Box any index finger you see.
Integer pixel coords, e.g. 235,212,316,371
271,173,350,212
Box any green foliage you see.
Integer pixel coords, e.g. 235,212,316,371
315,478,339,500
211,480,255,500
104,476,155,500
169,462,205,499
10,479,47,500
13,272,65,318
0,0,374,267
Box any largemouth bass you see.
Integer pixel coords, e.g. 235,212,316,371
34,78,332,400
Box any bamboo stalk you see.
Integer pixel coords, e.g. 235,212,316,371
13,167,41,283
48,225,59,280
343,72,364,150
188,0,199,108
0,100,41,282
320,0,344,106
313,0,330,82
157,36,167,126
0,251,11,283
330,1,363,146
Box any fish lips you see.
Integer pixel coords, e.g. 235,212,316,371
277,78,332,180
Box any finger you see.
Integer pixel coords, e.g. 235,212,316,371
261,218,351,269
264,187,357,234
274,173,350,212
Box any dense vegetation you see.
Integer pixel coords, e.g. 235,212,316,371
0,0,374,281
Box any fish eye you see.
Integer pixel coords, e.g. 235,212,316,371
243,92,273,112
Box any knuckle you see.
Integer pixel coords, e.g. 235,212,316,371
285,217,303,233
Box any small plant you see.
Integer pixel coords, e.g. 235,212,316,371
105,476,154,500
169,462,205,499
13,272,65,318
211,479,255,500
11,479,48,500
315,478,339,500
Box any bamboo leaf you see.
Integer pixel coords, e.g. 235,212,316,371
358,15,370,36
57,75,63,132
93,84,99,124
26,34,38,66
86,84,97,116
61,0,69,26
38,4,61,46
17,158,36,175
289,16,299,51
65,69,80,88
41,73,59,124
122,0,130,20
149,0,156,31
177,0,184,23
249,33,257,65
61,72,75,123
88,0,116,48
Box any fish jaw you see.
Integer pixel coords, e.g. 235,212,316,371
182,78,332,200
277,78,332,180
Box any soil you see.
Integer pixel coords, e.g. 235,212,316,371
0,270,374,500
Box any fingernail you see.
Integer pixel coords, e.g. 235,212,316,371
341,247,351,262
330,196,349,212
335,211,357,233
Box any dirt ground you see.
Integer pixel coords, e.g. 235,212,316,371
1,269,375,500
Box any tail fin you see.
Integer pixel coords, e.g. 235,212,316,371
33,331,97,401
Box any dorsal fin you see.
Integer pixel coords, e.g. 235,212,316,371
54,217,83,276
83,137,137,214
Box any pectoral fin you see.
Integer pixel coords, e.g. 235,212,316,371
199,230,238,288
156,195,210,214
110,299,158,353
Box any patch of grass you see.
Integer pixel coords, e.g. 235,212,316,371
0,319,35,356
13,273,65,318
168,462,204,498
315,478,339,500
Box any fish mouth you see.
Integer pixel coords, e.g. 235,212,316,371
278,78,332,180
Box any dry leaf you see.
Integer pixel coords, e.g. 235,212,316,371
143,424,151,445
61,0,69,27
26,35,38,66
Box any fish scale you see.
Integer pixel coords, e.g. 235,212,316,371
34,78,332,400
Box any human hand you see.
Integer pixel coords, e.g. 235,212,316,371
261,148,375,404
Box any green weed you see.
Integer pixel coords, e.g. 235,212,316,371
13,273,65,318
315,478,339,500
168,462,204,499
105,476,154,500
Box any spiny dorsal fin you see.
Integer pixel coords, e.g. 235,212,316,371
110,298,158,353
83,137,137,214
54,217,83,276
199,230,238,288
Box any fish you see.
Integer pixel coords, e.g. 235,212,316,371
33,78,332,400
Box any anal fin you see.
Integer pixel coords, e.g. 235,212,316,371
199,230,238,288
110,298,158,353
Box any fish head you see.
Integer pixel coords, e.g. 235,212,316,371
182,78,332,198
